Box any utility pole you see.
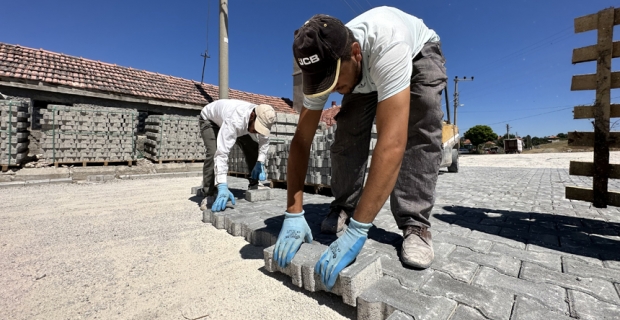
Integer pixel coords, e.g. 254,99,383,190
506,124,510,139
453,76,474,126
200,50,210,84
219,0,229,99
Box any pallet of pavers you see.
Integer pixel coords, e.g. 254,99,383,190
0,99,30,171
39,104,138,166
143,114,205,163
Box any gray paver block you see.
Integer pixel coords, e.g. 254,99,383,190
379,254,433,290
473,266,567,313
385,310,414,320
245,188,274,202
265,243,383,307
449,246,521,277
569,290,620,320
86,174,115,183
511,296,572,320
521,262,620,304
191,185,202,195
491,242,562,271
449,305,488,320
357,276,456,320
420,271,514,320
49,178,73,184
562,257,620,283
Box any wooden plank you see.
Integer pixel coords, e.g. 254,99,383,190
574,7,620,33
572,41,620,63
573,104,620,119
571,72,620,91
568,131,620,148
569,161,620,179
592,8,615,208
565,186,620,207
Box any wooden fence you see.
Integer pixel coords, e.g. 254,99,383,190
566,7,620,208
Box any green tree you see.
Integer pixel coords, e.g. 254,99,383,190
557,133,567,139
464,125,497,147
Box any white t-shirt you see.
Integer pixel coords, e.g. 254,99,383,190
303,6,440,110
201,99,269,184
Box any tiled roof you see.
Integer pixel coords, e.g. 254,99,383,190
0,42,296,114
321,105,340,128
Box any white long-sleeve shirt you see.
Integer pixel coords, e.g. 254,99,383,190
200,99,270,184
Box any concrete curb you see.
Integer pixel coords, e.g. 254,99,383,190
0,178,73,188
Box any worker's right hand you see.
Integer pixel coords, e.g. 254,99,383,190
212,183,235,212
251,161,266,181
274,211,313,268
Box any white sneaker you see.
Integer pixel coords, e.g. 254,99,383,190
200,196,215,211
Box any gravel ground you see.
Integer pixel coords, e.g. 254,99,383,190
0,178,354,320
1,151,616,319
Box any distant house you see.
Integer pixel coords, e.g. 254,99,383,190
320,101,340,128
547,135,561,143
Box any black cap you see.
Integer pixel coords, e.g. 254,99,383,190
293,14,349,97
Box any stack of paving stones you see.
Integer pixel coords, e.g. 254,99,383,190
201,168,620,320
265,120,378,187
39,104,137,163
143,115,204,162
0,99,30,167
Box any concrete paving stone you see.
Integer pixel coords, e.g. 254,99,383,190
449,246,521,277
448,305,487,320
301,247,384,307
434,231,493,253
525,244,602,265
491,242,562,271
562,257,620,283
600,253,620,270
470,230,526,249
223,211,252,236
473,266,568,313
511,296,573,320
431,254,479,283
480,218,530,232
379,254,434,290
357,276,456,320
420,271,514,320
48,178,73,184
568,290,620,320
245,188,274,202
520,262,620,305
384,310,415,320
228,214,263,237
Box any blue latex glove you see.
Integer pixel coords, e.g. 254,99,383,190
273,211,313,268
251,161,266,181
315,217,372,291
212,183,235,212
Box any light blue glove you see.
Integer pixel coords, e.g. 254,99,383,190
212,183,235,212
251,161,266,181
315,217,372,291
274,211,313,268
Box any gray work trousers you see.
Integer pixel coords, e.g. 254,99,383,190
330,41,447,229
199,119,259,196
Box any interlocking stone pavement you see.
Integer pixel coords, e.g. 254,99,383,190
207,166,620,319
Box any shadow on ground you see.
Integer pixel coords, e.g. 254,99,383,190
435,205,620,261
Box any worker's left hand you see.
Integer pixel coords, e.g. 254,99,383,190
315,217,372,291
212,183,236,212
251,161,266,181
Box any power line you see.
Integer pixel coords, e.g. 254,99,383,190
340,0,358,15
486,106,574,126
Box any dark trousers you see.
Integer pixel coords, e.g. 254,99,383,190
329,42,447,229
199,119,259,196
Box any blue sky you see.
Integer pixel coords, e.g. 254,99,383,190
1,0,619,138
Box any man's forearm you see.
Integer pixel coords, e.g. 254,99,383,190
286,138,310,213
352,140,404,223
